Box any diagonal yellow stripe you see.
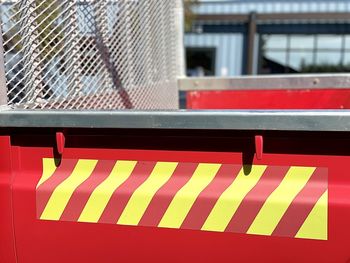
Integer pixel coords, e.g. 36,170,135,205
37,158,58,188
202,165,267,232
296,190,328,240
158,163,221,229
247,166,315,236
40,159,98,220
78,160,137,223
117,162,178,226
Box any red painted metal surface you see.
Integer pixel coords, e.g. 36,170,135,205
1,130,349,262
255,135,263,160
187,89,350,109
0,136,17,263
55,132,65,155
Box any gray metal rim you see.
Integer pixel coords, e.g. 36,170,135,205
179,74,350,91
0,109,350,132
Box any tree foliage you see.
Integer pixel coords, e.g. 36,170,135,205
301,63,350,73
184,0,198,32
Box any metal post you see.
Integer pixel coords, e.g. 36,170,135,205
94,0,114,90
0,33,7,106
67,0,82,96
178,0,186,78
246,12,257,75
21,0,43,104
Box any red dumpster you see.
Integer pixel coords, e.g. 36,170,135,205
181,75,350,110
1,110,350,263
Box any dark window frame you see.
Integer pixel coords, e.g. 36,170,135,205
186,47,217,76
258,33,350,74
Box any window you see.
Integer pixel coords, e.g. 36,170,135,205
259,34,350,74
186,47,216,76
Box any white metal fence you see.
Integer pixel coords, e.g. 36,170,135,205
1,0,184,109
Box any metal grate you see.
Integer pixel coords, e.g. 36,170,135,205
1,0,184,109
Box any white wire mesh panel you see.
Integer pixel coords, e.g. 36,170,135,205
1,0,184,109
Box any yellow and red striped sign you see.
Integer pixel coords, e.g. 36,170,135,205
36,158,328,240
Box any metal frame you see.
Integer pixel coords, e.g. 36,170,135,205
246,13,257,75
195,0,350,3
193,11,350,75
0,109,350,131
178,74,350,91
0,33,7,106
258,34,350,74
195,12,350,23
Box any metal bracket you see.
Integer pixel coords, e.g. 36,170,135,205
255,135,263,160
56,132,65,155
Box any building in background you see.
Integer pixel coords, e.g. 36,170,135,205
185,0,350,76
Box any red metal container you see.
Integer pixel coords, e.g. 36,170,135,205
1,111,350,263
181,75,350,110
187,89,350,109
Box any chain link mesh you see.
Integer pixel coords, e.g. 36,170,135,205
1,0,184,109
